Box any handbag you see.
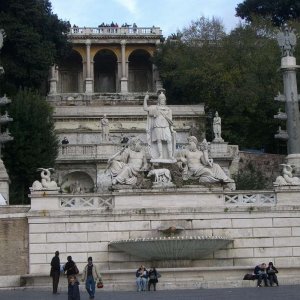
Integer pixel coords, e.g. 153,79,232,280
97,280,104,288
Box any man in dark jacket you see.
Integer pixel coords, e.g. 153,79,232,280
64,256,78,279
254,263,269,287
50,250,60,294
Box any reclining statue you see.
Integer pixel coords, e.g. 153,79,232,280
177,136,235,189
107,138,148,186
273,164,300,186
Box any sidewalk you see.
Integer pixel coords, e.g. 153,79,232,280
0,286,299,300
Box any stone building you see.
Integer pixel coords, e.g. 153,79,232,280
47,25,228,192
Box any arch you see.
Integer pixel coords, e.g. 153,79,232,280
58,50,83,93
61,171,94,193
128,49,153,92
94,49,118,93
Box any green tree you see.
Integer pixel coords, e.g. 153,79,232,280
236,0,300,26
2,89,58,204
154,18,285,153
0,0,71,95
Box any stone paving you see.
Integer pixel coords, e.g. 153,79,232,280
0,286,299,300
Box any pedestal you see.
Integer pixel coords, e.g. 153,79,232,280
120,77,128,93
84,78,93,93
49,79,57,95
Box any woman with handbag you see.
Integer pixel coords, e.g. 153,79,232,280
148,267,159,291
266,262,279,286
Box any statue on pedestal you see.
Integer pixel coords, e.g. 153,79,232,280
213,111,224,142
100,114,109,142
177,136,235,189
143,91,176,162
31,168,59,191
277,25,297,57
107,138,148,186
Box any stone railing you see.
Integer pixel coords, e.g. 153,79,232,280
60,195,114,209
224,191,276,205
58,144,122,160
69,26,162,36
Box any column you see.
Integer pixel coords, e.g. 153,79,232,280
84,39,93,93
49,65,58,95
120,39,128,93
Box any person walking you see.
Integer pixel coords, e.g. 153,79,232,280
50,250,60,294
82,257,102,299
64,256,79,279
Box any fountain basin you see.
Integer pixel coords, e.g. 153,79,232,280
109,236,232,260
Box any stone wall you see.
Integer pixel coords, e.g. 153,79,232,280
26,189,300,290
0,206,30,275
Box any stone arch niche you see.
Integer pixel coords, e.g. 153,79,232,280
61,171,94,193
94,49,117,93
58,50,83,93
128,49,153,92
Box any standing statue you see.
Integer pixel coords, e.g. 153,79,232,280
143,91,176,162
107,138,148,185
213,111,223,142
0,29,6,51
277,25,297,57
177,136,235,189
100,114,109,142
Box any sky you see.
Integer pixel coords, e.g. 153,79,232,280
50,0,243,36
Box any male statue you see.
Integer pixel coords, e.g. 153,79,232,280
100,114,109,142
143,91,176,161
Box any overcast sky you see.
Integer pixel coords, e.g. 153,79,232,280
50,0,243,36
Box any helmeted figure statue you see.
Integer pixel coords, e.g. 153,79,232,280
107,138,148,185
143,90,176,162
177,136,235,189
277,25,297,57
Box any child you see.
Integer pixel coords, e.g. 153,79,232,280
68,275,80,300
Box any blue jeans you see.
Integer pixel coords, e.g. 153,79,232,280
85,275,95,298
136,277,147,291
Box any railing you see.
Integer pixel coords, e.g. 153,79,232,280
224,192,276,205
60,195,114,209
58,144,122,160
69,26,162,36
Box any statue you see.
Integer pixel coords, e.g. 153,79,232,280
100,114,109,142
147,168,172,184
277,25,297,57
273,164,300,186
143,91,176,162
213,111,223,142
177,136,235,189
0,29,6,51
107,138,148,185
31,168,59,191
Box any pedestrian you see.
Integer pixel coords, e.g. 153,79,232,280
68,274,80,300
50,250,60,294
62,137,69,144
82,257,102,299
64,256,79,280
254,263,269,287
136,265,148,292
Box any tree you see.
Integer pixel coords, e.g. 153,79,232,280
2,89,58,204
236,0,300,26
0,0,71,95
154,18,285,153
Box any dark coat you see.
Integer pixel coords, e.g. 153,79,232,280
266,266,278,274
68,281,80,300
65,260,78,276
50,255,60,277
148,269,158,283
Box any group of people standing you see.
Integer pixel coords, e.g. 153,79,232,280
136,265,160,292
254,262,279,287
50,251,102,300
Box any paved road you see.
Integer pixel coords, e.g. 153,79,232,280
0,286,299,300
